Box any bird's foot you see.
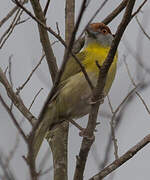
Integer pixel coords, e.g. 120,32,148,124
79,128,95,140
89,92,105,105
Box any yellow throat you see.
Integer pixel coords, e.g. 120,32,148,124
81,41,118,95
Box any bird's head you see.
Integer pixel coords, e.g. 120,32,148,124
85,22,114,47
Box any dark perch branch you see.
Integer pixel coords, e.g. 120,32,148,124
44,0,51,16
73,0,136,179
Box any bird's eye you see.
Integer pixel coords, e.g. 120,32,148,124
101,29,108,34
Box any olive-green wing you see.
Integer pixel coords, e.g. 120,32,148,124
60,51,86,82
50,51,86,102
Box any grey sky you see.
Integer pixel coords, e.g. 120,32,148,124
0,0,150,180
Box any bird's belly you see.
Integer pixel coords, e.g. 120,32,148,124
55,72,96,119
54,63,116,120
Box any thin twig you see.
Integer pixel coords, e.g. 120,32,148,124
136,16,150,41
0,94,27,142
16,53,45,94
107,95,114,114
13,0,93,91
29,88,43,110
0,9,21,45
0,10,24,49
56,22,60,36
107,96,119,159
0,67,37,125
0,152,16,180
36,0,91,130
110,116,119,159
79,0,109,38
5,134,20,169
29,0,58,83
89,133,150,180
100,81,147,169
72,0,129,54
38,149,51,172
8,55,14,111
102,0,128,25
44,0,51,16
131,0,148,18
124,59,150,115
67,119,84,131
0,0,27,28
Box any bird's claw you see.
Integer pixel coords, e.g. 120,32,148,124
79,128,95,140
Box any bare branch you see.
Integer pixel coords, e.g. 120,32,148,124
136,16,150,41
89,133,150,180
38,149,51,172
0,0,27,28
38,0,91,126
0,9,23,49
0,94,27,142
131,0,148,18
0,151,16,180
74,0,136,179
46,1,75,178
79,0,109,38
110,118,119,159
5,134,20,169
102,0,128,25
29,0,58,82
8,55,14,111
0,67,37,125
107,96,119,159
29,88,43,110
12,0,93,90
16,53,45,93
44,0,51,16
65,0,75,45
124,59,150,115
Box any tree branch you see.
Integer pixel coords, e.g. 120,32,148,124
89,133,150,180
74,0,136,179
0,0,27,28
102,0,128,25
0,67,36,125
29,0,58,82
12,0,93,91
46,1,75,180
0,94,27,142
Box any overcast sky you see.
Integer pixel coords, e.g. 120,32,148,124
0,0,150,180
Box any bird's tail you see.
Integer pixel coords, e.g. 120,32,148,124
31,104,57,160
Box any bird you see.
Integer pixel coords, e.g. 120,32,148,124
32,22,118,159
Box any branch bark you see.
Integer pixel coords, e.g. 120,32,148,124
29,0,58,82
74,0,136,179
102,0,128,25
0,67,36,125
0,0,28,28
46,1,75,180
89,133,150,180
